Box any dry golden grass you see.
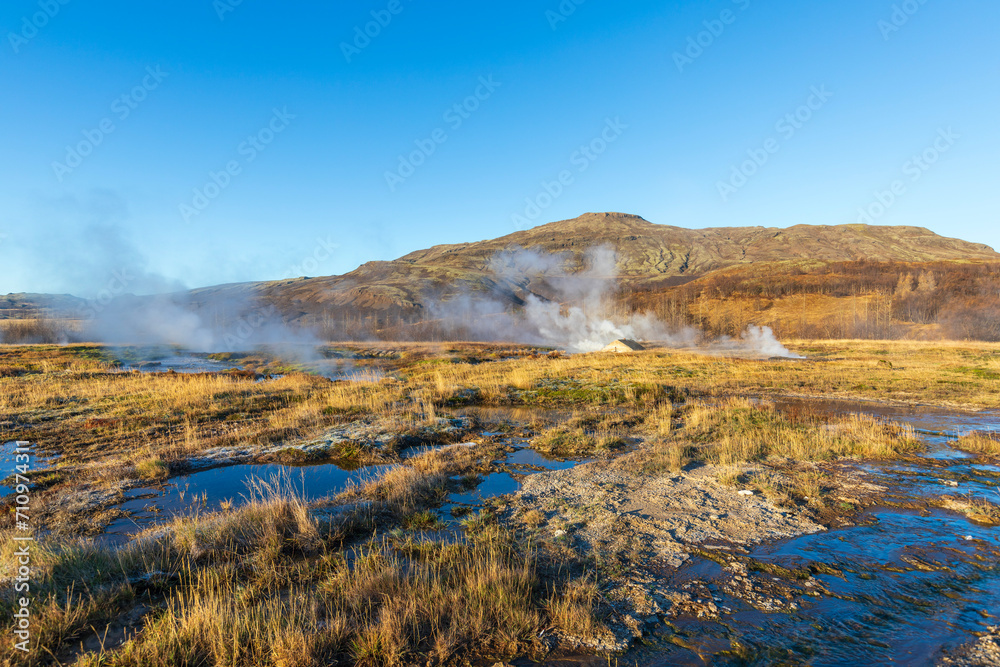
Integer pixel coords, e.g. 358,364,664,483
2,477,601,667
2,339,983,539
642,440,692,474
531,425,626,457
412,339,1000,410
134,457,169,481
682,398,921,465
955,432,1000,456
521,509,545,528
546,577,602,639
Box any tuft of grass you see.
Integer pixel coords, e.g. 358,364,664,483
135,457,170,481
401,509,441,530
938,493,1000,526
70,530,599,667
643,403,675,437
642,439,692,474
955,432,1000,456
532,423,627,457
166,475,323,562
546,577,603,640
522,509,545,528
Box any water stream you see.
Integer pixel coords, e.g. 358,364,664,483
633,396,1000,666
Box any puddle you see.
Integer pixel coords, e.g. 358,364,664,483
102,461,393,545
448,472,520,505
506,447,588,472
100,431,592,544
868,461,1000,504
648,509,1000,666
303,361,387,382
121,354,234,374
1,441,58,496
440,444,591,519
116,346,388,383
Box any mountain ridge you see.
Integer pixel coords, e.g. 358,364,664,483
4,214,998,337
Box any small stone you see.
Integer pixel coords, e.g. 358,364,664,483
738,490,754,496
710,514,720,520
553,529,567,538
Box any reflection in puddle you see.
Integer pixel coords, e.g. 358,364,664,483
102,442,591,544
652,509,1000,666
1,441,58,496
122,355,231,374
442,446,590,519
103,462,393,545
507,447,588,471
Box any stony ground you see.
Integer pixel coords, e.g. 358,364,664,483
497,448,896,652
507,457,824,569
941,627,1000,666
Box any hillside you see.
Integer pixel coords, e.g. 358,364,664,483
182,213,1000,320
3,213,999,343
397,213,997,277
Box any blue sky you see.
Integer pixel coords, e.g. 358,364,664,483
1,0,998,296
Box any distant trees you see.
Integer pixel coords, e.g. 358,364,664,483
625,261,1000,341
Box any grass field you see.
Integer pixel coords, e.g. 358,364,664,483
1,339,998,665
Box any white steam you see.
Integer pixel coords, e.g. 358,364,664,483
430,246,803,358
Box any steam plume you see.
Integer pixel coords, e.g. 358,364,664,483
429,246,803,358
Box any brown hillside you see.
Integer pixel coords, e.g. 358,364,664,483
5,213,999,343
215,213,998,322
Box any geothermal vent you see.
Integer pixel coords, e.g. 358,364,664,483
602,339,645,353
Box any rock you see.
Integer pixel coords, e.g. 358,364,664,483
939,626,1000,666
602,339,646,353
738,490,755,496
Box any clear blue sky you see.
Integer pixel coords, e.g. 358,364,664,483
2,0,998,296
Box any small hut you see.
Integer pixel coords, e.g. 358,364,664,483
602,339,645,353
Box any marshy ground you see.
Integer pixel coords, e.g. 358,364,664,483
2,340,999,665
